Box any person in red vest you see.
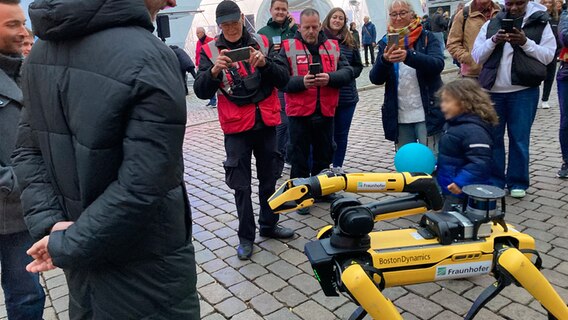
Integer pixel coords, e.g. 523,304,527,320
280,8,354,215
193,0,294,260
195,27,217,107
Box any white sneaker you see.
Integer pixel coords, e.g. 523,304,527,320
541,101,551,109
510,189,526,198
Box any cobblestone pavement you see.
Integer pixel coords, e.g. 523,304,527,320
3,68,568,320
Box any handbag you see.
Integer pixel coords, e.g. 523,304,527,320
511,45,547,87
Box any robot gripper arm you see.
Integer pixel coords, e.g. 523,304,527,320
268,173,347,214
269,171,443,214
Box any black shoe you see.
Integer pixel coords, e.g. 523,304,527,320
316,193,344,203
259,226,294,239
237,241,253,260
296,207,310,215
558,163,568,179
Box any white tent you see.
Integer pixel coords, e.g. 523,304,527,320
20,0,427,58
174,0,426,59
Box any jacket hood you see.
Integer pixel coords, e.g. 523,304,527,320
29,0,154,41
447,113,492,132
526,1,548,16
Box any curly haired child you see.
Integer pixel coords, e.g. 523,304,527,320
437,79,499,210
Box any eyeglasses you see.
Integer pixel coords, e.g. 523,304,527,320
389,11,409,19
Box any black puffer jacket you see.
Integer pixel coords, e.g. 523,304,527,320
437,113,494,196
12,0,199,318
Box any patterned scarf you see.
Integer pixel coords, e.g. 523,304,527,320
387,18,423,49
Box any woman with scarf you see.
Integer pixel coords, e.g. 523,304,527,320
370,0,445,152
323,8,364,172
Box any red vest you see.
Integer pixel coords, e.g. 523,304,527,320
283,39,341,117
203,34,281,135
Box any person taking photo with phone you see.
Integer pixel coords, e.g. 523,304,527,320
472,0,556,198
258,0,298,177
194,0,294,260
279,8,354,215
322,8,364,173
370,0,446,153
447,0,501,79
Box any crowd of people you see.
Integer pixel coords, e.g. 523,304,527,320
0,0,567,318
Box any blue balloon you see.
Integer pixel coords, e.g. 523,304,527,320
394,143,436,174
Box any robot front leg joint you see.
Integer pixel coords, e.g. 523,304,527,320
341,264,402,320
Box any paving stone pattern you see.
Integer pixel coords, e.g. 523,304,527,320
2,69,568,320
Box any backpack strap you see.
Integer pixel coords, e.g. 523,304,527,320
462,6,470,33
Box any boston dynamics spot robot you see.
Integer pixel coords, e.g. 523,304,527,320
268,172,568,319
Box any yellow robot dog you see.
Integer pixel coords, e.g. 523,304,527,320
268,172,568,320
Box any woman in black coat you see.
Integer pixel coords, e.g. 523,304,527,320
369,0,445,151
323,8,364,171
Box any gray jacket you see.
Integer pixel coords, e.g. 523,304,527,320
0,53,26,235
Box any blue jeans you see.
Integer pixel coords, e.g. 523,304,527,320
209,95,217,106
490,87,539,190
0,231,45,320
333,102,357,168
558,80,568,163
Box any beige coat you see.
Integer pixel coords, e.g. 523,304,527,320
447,2,501,77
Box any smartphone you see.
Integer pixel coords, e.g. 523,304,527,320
309,63,321,75
387,33,399,49
501,19,514,33
272,36,282,45
225,47,251,62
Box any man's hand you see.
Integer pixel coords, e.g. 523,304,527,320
288,15,296,29
507,28,527,46
51,221,74,232
491,30,508,44
211,49,233,78
314,73,330,87
372,42,377,48
304,74,316,88
249,47,266,68
447,183,462,195
26,236,56,273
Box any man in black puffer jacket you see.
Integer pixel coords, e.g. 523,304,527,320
11,0,199,319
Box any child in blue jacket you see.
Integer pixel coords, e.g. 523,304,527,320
437,79,498,210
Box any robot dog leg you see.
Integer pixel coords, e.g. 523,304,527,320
341,264,401,320
465,246,568,320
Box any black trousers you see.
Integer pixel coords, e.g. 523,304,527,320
363,44,375,65
224,127,279,243
288,114,335,179
542,60,558,102
275,91,289,176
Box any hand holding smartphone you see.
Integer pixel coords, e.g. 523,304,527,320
224,47,251,63
387,33,399,49
501,19,514,33
309,63,321,75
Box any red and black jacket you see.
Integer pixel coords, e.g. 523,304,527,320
194,29,290,134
